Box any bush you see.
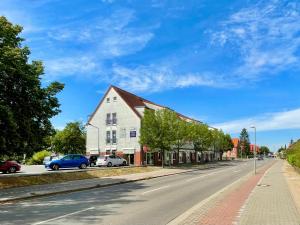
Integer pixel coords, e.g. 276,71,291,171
28,150,51,165
286,140,300,168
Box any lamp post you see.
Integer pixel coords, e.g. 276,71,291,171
87,123,100,155
250,125,256,175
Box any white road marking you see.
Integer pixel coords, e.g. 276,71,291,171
32,207,95,225
186,169,228,182
142,185,170,195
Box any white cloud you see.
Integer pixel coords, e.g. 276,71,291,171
213,108,300,133
211,0,300,80
45,56,99,79
111,65,226,92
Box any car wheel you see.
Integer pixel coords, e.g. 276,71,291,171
122,161,127,166
8,166,17,173
52,164,59,171
107,162,112,167
80,163,87,169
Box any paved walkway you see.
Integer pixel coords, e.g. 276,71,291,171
170,160,300,225
238,160,300,225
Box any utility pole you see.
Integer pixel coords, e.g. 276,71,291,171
250,126,257,175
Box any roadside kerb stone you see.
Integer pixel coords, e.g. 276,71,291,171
0,162,233,204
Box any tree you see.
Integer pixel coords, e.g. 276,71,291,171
260,146,270,155
0,16,64,158
173,119,190,164
239,128,250,157
51,122,86,154
140,109,178,167
189,122,212,162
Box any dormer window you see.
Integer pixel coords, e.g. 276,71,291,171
106,97,110,103
113,96,117,102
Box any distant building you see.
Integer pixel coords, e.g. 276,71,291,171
86,85,216,166
250,144,260,154
226,138,239,159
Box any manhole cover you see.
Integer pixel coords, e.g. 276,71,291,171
257,184,270,187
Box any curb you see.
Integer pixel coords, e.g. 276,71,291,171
0,161,242,204
0,167,208,204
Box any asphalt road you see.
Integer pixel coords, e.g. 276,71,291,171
0,159,272,225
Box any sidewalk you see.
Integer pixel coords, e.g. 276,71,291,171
169,160,300,225
238,160,300,225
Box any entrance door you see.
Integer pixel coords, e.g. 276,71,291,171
129,154,134,165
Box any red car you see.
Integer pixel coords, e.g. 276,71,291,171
0,160,21,173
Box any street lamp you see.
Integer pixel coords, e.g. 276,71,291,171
87,123,100,155
250,125,256,175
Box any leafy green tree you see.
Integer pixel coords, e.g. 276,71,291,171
140,109,178,167
189,122,212,162
239,128,250,157
173,119,190,163
51,122,86,154
260,146,270,156
0,16,64,157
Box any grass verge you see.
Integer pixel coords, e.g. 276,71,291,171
0,167,157,189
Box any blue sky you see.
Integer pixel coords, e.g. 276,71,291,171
1,0,300,151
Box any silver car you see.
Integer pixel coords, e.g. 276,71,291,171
96,155,127,167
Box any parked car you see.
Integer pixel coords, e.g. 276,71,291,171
0,160,21,173
96,155,127,167
45,154,89,170
43,155,61,165
88,155,98,167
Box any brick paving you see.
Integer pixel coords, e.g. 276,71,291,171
173,161,274,225
238,160,300,225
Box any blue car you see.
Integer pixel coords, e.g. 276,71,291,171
45,154,89,170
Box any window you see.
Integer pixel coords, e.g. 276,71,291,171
112,130,117,144
106,113,111,125
106,97,110,103
106,131,111,144
112,150,117,155
106,150,111,155
113,96,117,101
63,155,72,160
179,152,183,163
112,113,117,125
73,155,81,160
130,130,136,138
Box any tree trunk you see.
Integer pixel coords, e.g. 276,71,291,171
161,149,164,168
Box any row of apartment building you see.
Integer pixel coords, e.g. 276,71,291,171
86,85,219,166
86,85,260,166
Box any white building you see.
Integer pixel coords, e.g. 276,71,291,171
86,85,214,166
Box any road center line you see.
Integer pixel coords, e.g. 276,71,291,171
32,207,95,225
142,185,170,195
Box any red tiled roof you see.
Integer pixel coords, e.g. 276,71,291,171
88,85,202,123
232,138,240,148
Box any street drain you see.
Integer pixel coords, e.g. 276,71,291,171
257,184,270,187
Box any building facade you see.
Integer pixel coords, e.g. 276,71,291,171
86,86,213,166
